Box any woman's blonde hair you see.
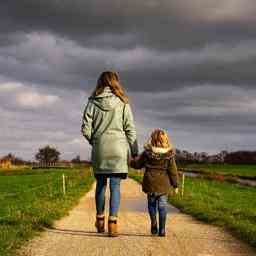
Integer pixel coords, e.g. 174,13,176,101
92,71,129,103
150,129,172,149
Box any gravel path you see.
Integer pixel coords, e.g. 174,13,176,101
19,179,256,256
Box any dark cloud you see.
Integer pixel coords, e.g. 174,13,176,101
1,0,256,51
0,31,255,92
121,60,256,92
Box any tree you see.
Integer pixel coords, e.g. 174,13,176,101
35,145,60,165
224,151,256,164
1,153,26,165
4,153,15,161
71,155,81,164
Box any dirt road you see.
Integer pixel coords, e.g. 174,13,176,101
19,179,256,256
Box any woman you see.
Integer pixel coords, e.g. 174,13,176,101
81,71,138,237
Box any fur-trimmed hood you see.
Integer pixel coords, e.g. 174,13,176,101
144,142,175,160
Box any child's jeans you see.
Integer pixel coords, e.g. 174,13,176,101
95,175,121,217
147,193,168,233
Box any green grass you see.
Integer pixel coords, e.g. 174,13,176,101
0,167,94,256
129,170,256,248
128,170,143,184
183,163,256,178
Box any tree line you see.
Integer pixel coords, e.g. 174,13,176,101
224,151,256,164
174,149,256,165
1,146,256,165
0,146,86,166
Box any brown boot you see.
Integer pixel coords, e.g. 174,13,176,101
108,216,118,237
95,214,105,233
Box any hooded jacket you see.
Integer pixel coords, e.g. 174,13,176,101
81,87,138,174
131,143,178,194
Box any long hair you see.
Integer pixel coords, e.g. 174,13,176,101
91,71,129,103
150,129,172,149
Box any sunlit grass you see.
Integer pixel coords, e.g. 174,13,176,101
0,167,94,256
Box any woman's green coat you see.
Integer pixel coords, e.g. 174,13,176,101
81,87,138,174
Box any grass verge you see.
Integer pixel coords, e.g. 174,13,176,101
0,167,94,256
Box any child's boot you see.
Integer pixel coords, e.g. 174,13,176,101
108,216,118,237
159,228,166,236
158,214,166,237
95,214,105,233
150,215,158,235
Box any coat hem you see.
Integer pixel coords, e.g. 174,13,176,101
93,168,128,174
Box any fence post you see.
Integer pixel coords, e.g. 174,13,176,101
62,174,66,195
181,173,185,197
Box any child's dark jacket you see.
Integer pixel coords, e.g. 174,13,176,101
131,144,178,194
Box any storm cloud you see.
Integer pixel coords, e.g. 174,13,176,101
0,0,255,159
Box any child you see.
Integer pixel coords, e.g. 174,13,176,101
131,129,179,237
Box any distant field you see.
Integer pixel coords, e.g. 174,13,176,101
129,170,256,248
0,167,94,256
183,163,256,178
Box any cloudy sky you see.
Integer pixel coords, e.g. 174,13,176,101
0,0,256,160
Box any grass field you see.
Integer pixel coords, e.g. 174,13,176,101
129,170,256,248
183,163,256,178
0,167,94,256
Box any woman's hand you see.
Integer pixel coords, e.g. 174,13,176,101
128,157,132,166
129,156,139,169
174,188,179,195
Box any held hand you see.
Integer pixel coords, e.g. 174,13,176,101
174,188,179,195
131,153,138,159
128,157,136,166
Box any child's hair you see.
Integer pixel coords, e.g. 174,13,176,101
91,71,129,103
150,129,172,149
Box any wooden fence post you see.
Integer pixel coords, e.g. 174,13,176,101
181,173,185,197
62,174,66,195
89,166,93,177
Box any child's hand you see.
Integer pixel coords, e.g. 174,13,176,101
130,156,139,163
174,188,179,195
129,157,136,167
133,156,139,161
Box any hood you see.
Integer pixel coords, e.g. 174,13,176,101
90,87,121,111
144,142,175,160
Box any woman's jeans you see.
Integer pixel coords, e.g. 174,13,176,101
95,176,121,217
147,194,168,233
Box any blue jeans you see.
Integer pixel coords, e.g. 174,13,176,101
95,176,121,217
147,194,167,233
